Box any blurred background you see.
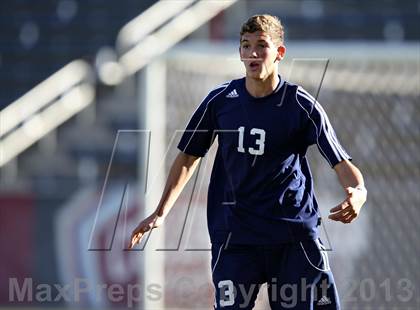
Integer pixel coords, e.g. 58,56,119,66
0,0,419,309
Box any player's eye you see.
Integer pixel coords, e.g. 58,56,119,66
242,44,250,49
258,44,267,48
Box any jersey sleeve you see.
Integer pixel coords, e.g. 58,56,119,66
177,87,223,157
296,87,352,168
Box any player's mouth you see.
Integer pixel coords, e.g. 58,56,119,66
249,61,261,71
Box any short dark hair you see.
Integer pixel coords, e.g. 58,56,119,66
240,14,284,46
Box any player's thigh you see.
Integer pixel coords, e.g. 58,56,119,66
211,243,264,310
266,239,340,310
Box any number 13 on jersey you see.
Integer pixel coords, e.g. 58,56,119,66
237,126,266,155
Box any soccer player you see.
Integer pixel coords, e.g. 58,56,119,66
129,14,367,309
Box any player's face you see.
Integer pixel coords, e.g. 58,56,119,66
239,31,285,80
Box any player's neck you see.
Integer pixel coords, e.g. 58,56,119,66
245,74,280,98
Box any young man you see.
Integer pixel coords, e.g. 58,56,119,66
129,15,367,309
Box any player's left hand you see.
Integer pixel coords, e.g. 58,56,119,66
328,186,367,224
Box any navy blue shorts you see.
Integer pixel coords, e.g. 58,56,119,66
211,239,340,309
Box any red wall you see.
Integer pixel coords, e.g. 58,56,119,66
0,194,34,304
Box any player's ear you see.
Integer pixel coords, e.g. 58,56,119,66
276,45,286,61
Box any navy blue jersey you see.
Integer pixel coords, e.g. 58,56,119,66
177,76,351,245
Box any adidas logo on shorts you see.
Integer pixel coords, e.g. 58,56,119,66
226,89,239,98
316,296,332,306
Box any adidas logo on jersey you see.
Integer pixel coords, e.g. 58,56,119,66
316,296,332,306
226,89,239,98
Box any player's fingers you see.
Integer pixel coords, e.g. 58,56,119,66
128,236,136,249
128,236,134,249
329,201,349,213
129,232,137,247
329,204,354,220
129,232,143,249
330,213,344,222
131,236,139,248
341,213,357,224
131,225,148,240
343,209,358,222
329,211,350,221
129,220,158,249
340,213,352,223
329,206,351,220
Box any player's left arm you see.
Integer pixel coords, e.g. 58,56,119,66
329,159,367,223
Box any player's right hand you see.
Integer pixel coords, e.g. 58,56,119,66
128,212,164,249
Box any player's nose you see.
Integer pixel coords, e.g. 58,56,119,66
250,50,258,58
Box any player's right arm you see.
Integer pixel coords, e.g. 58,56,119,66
128,151,200,249
129,82,227,249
